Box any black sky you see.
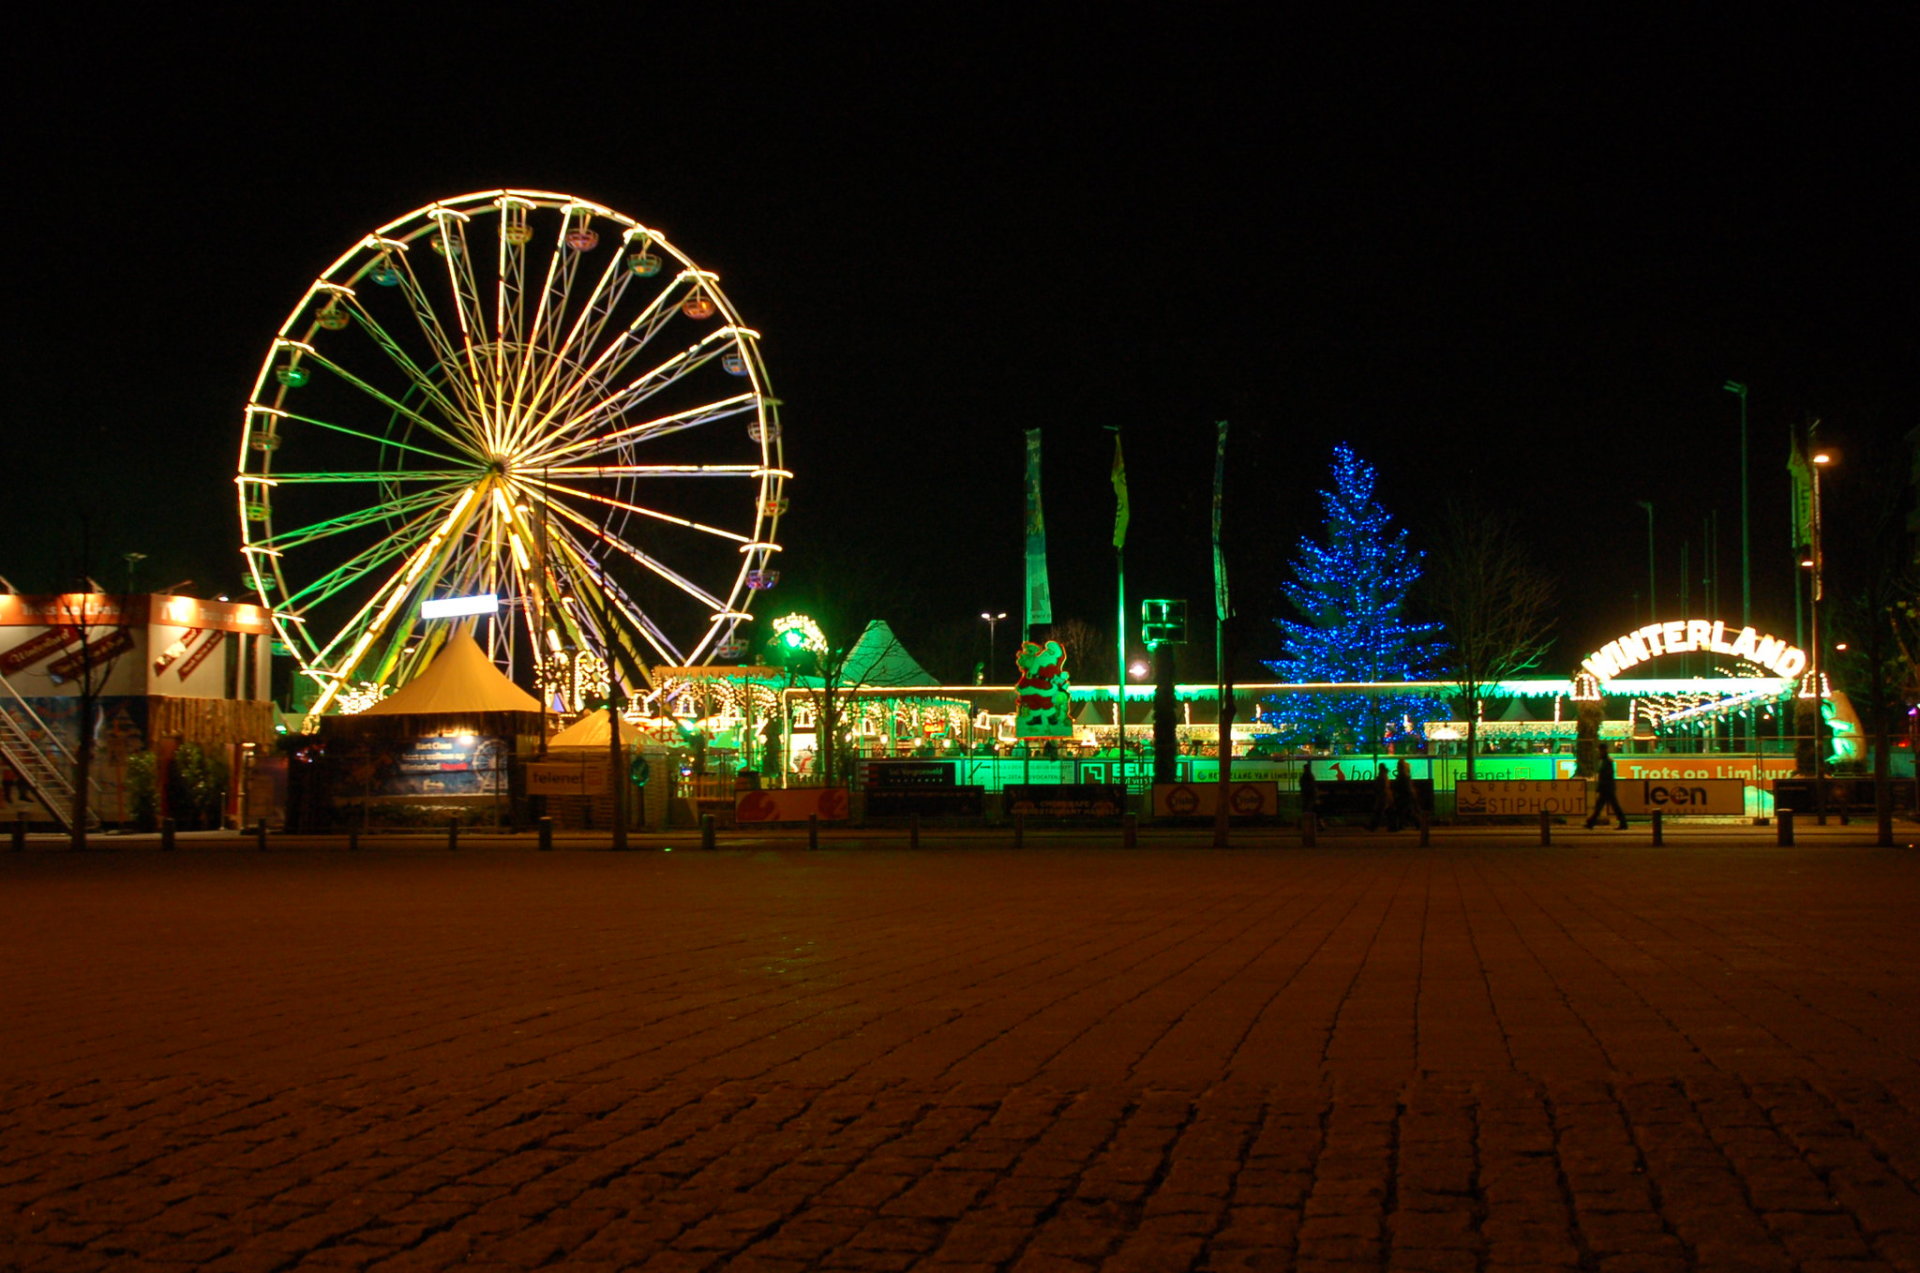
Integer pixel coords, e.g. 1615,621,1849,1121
7,10,1909,684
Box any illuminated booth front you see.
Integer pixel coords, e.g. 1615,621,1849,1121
306,629,542,829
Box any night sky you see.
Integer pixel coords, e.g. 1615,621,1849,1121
9,12,1908,689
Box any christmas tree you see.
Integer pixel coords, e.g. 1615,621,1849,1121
1263,443,1445,752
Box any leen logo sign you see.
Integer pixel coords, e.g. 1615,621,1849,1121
1581,618,1805,681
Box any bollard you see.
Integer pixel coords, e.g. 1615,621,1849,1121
1301,810,1317,847
256,820,268,851
1778,809,1795,846
1014,812,1025,850
160,818,176,852
700,813,716,851
1123,812,1137,849
1651,811,1664,846
537,816,553,852
1418,810,1430,848
807,813,819,851
1539,811,1551,846
348,826,360,851
11,815,23,852
910,813,921,850
448,819,459,851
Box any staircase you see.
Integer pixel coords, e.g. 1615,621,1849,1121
0,671,103,833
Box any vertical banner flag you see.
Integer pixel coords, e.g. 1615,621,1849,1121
1787,424,1815,551
1023,429,1053,628
1212,420,1230,621
1111,434,1130,549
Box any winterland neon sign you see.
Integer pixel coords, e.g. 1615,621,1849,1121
1581,619,1806,681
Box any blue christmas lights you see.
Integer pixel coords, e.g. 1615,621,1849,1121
1263,443,1445,750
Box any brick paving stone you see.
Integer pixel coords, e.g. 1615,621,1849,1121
7,835,1920,1268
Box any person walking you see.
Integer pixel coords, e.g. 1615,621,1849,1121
1392,759,1419,832
1368,764,1395,831
1298,759,1319,826
1586,743,1629,829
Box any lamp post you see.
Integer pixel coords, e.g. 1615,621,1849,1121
1724,380,1750,628
1636,501,1656,625
980,611,1007,681
1806,443,1835,822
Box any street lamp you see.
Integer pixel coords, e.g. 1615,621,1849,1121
980,611,1007,680
1804,444,1837,821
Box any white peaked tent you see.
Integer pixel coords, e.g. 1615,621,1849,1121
836,620,940,687
358,629,542,716
547,707,621,748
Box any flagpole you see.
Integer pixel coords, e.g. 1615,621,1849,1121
1109,429,1129,803
1212,421,1232,848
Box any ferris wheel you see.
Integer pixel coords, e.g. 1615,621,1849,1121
237,189,787,719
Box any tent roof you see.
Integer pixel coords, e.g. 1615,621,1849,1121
547,707,618,748
357,629,542,716
837,620,941,688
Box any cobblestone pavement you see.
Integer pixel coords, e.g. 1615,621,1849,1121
6,832,1920,1270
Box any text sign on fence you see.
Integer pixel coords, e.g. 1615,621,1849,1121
1456,779,1588,817
526,763,608,796
1151,783,1278,817
1620,779,1744,816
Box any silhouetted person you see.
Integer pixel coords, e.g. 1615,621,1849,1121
1298,760,1318,824
1368,764,1394,831
1586,743,1628,829
1393,759,1418,830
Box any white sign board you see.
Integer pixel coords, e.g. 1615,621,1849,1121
1456,779,1588,817
1619,779,1744,816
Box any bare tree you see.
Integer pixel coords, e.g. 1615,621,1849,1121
1831,470,1916,846
51,585,133,848
1424,499,1556,779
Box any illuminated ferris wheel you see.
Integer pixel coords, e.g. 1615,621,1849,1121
237,189,787,718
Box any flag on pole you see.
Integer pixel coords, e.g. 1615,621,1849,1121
1787,425,1815,551
1111,434,1130,550
1211,420,1230,621
1023,429,1053,628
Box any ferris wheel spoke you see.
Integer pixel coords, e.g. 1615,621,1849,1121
384,250,487,424
309,486,484,675
280,506,448,609
547,527,686,668
544,499,730,614
254,408,470,467
505,283,699,454
531,391,760,467
258,470,479,485
533,477,753,544
332,299,475,428
429,211,498,424
288,345,481,457
539,463,766,477
256,487,463,553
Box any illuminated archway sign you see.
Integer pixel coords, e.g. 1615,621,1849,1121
1581,619,1806,681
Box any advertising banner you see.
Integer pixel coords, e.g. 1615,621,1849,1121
1456,780,1589,817
867,787,985,817
46,628,136,682
0,625,76,675
1006,784,1126,817
1619,779,1744,816
526,763,609,796
736,787,851,823
1152,782,1277,817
